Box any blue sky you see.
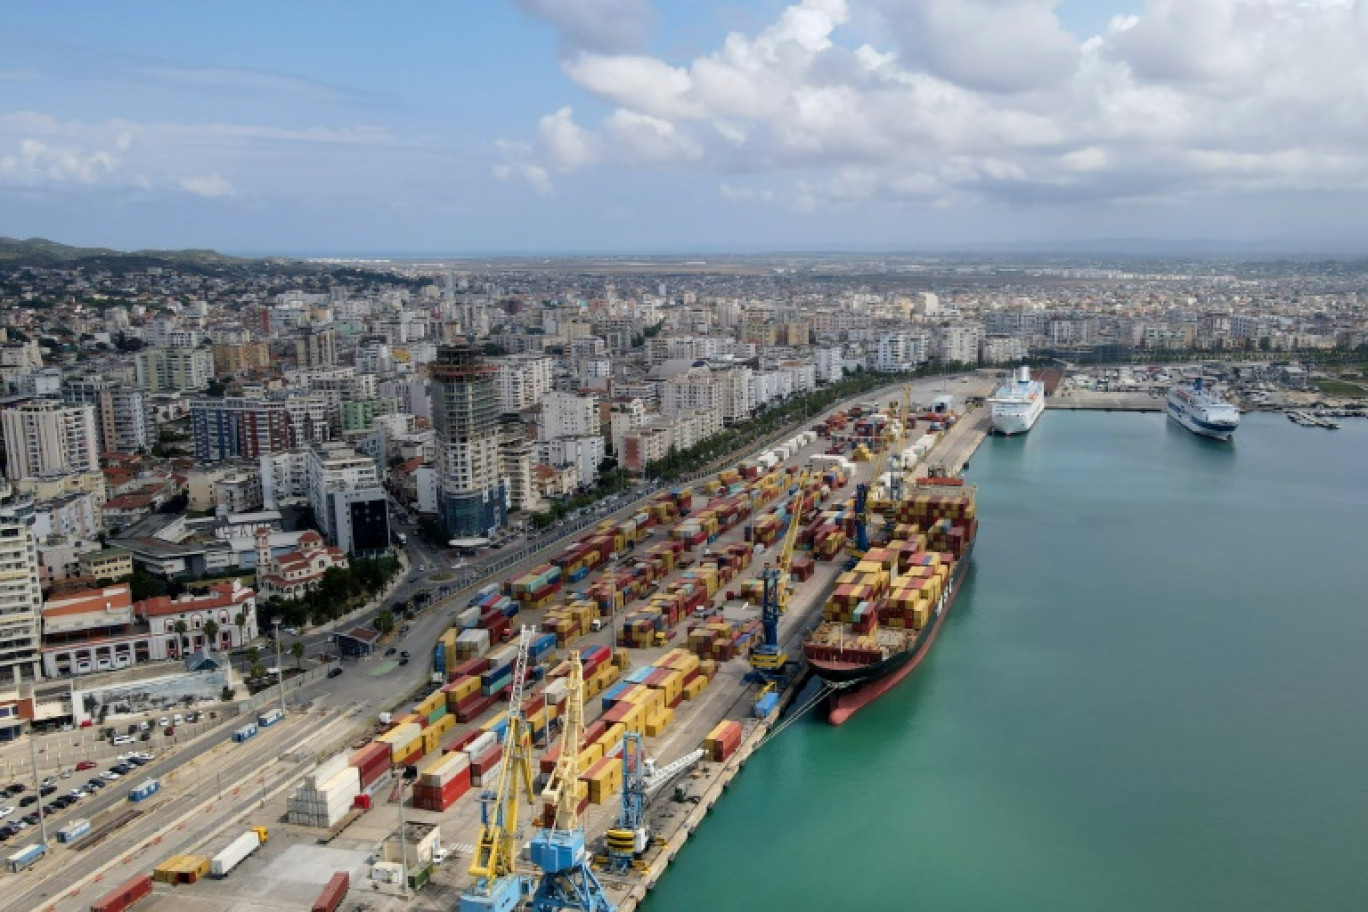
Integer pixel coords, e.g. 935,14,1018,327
2,1,1365,255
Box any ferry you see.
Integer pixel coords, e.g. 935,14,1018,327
988,366,1045,435
1167,379,1239,441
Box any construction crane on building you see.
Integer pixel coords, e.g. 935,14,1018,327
747,469,810,683
462,627,538,912
604,733,706,874
528,652,615,912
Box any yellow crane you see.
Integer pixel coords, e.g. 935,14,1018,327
748,469,810,680
462,627,538,912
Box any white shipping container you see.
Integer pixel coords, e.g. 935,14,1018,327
464,731,497,760
317,765,361,796
378,722,423,747
419,752,470,787
456,628,491,655
472,759,503,788
456,606,481,628
542,679,568,704
306,754,351,790
210,830,263,877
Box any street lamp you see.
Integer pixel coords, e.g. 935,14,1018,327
272,618,286,719
27,722,48,846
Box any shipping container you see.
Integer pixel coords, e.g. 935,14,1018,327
57,818,92,843
258,708,284,727
128,778,160,802
89,874,153,912
210,828,268,877
232,723,258,742
7,842,45,872
312,872,350,912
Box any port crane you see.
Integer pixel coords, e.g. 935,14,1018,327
850,387,910,560
747,469,810,683
528,652,615,912
462,627,538,912
604,732,705,874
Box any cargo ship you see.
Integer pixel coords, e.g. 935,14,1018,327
988,366,1046,435
1167,379,1239,441
803,479,978,725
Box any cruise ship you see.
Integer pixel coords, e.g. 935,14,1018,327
989,366,1046,435
1167,379,1240,441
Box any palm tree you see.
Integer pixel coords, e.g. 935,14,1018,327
234,611,246,646
203,619,219,652
172,619,188,657
290,640,305,670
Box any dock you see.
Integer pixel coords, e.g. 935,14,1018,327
1046,389,1163,412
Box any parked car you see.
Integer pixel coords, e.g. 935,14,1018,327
327,667,343,678
0,807,14,818
75,761,96,772
163,727,175,737
38,786,56,796
19,796,37,807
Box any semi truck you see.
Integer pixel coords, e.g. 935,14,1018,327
209,827,269,878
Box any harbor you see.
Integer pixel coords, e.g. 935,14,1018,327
13,374,997,912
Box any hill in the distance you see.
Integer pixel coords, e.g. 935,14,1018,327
0,236,252,267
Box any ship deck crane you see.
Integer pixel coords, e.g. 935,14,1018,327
528,652,615,912
851,387,910,559
748,470,809,682
462,627,538,912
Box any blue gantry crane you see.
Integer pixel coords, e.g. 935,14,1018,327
747,470,810,684
528,651,615,912
604,732,648,875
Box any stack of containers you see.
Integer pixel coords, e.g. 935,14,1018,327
376,721,424,766
349,742,391,792
703,720,743,762
580,756,624,805
412,752,471,811
287,755,361,828
541,601,599,646
510,564,562,609
480,643,519,696
453,628,491,663
467,736,503,787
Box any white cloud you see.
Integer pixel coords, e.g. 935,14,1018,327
0,111,396,196
492,140,554,195
538,107,601,171
177,173,234,197
498,0,1368,212
513,0,655,53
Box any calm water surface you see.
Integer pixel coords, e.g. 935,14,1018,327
643,411,1368,912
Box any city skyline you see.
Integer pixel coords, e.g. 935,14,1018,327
5,1,1368,255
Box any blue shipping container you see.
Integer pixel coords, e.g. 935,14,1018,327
129,779,160,802
233,724,258,743
433,643,445,674
258,708,284,727
754,693,780,718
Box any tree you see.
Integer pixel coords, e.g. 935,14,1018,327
203,619,219,651
249,661,267,683
172,620,188,657
290,640,305,670
127,570,168,602
373,609,395,636
234,611,247,647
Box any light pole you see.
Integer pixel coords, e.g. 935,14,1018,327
397,776,411,898
27,722,48,846
272,619,286,718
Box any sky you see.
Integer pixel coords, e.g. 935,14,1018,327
3,0,1368,255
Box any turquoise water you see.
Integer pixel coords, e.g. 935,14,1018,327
643,412,1368,912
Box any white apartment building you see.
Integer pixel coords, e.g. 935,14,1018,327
981,336,1028,364
134,346,214,392
815,347,844,383
937,324,983,365
495,355,555,414
539,391,598,440
609,399,647,457
661,367,753,424
538,436,605,489
306,442,389,556
2,400,100,481
0,486,43,685
873,332,928,372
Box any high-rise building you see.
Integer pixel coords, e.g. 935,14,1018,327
211,342,271,376
306,442,389,557
62,378,156,454
0,483,43,685
429,344,507,538
190,394,331,462
539,391,598,440
494,354,555,414
1,400,100,480
134,346,214,392
294,327,338,369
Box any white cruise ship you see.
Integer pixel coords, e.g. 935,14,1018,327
989,366,1046,435
1167,379,1240,441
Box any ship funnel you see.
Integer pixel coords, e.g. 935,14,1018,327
1017,366,1031,383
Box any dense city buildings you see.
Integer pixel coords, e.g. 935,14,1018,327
0,242,1363,705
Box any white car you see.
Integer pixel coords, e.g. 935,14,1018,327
100,771,121,781
0,806,14,817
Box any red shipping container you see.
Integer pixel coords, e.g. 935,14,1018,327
453,657,490,678
90,874,153,912
471,744,503,775
353,792,372,810
399,746,424,767
583,719,608,745
312,872,350,912
413,768,471,810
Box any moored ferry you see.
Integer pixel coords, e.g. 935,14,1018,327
1167,379,1239,441
989,366,1046,435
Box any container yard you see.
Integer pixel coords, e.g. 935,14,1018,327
26,379,995,912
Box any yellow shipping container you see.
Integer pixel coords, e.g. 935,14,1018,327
597,722,626,754
481,711,509,733
683,676,707,700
